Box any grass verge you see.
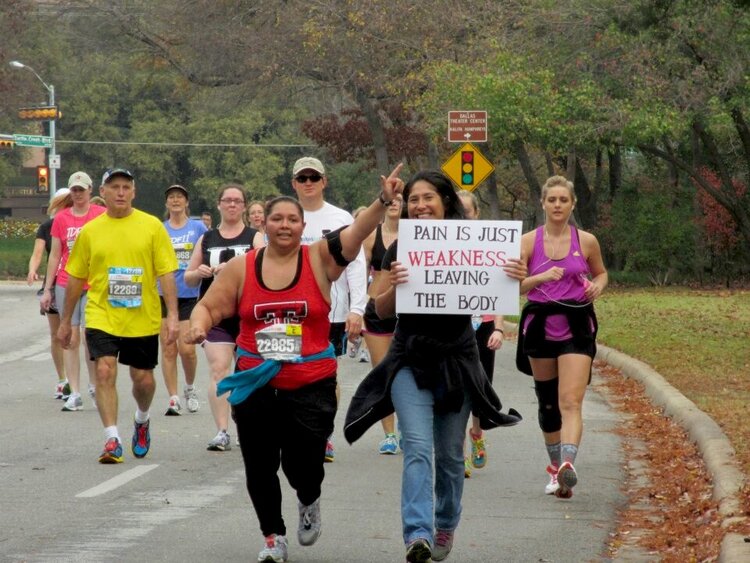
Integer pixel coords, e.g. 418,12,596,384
595,287,750,477
0,238,35,278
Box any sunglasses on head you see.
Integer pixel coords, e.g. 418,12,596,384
294,174,322,183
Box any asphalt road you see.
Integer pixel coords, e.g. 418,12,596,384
0,282,625,562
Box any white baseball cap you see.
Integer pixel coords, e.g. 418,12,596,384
292,157,325,176
67,171,93,190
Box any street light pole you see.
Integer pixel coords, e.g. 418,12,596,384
9,60,57,202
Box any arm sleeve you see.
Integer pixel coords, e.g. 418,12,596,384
345,247,368,316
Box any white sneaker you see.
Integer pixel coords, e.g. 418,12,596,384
207,430,231,451
358,348,370,363
88,385,97,410
61,394,83,412
165,396,182,416
184,386,200,413
545,465,559,495
54,380,69,399
258,534,288,562
297,498,322,546
556,462,577,499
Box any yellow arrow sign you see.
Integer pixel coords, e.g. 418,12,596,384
441,143,494,192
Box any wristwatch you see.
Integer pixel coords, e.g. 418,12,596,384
378,192,393,207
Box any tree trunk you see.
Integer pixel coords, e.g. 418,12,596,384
730,107,750,185
353,87,389,173
573,157,597,230
475,144,501,219
512,138,543,229
594,148,603,195
481,171,502,219
608,146,621,201
566,147,576,182
544,152,555,176
427,139,439,169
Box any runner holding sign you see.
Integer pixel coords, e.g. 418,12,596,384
345,170,525,563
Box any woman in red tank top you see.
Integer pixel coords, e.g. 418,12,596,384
186,163,405,563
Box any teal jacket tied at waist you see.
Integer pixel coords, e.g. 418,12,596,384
217,344,336,405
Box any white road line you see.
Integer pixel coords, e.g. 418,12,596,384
76,464,159,498
0,336,49,365
26,352,52,362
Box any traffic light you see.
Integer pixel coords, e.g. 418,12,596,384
0,135,14,150
37,165,49,192
18,106,62,120
461,150,474,186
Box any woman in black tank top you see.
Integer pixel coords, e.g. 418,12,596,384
184,184,263,452
361,195,402,454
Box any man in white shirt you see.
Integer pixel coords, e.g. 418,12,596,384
292,156,369,462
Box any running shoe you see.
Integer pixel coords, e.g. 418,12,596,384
88,385,97,410
207,430,231,451
184,386,200,413
405,538,432,563
258,534,288,563
324,438,334,462
297,498,322,546
358,348,370,363
132,418,151,458
464,457,472,479
469,430,486,469
54,380,69,399
98,437,124,464
555,461,577,499
378,433,399,455
61,394,83,412
165,396,182,416
432,529,454,561
545,464,560,495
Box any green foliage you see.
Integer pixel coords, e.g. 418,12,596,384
324,160,377,212
611,176,696,283
0,235,35,278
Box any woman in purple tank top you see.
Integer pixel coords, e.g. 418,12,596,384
517,175,608,499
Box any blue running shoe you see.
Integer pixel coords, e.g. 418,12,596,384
132,418,151,458
378,433,398,455
99,438,124,464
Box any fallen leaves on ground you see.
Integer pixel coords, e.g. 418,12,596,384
595,361,750,562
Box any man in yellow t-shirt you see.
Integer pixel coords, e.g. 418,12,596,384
59,168,179,464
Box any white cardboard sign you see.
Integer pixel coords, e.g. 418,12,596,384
395,219,522,315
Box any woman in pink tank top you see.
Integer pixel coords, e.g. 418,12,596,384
518,175,608,499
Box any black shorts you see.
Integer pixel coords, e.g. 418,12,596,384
160,297,197,321
362,299,397,336
527,337,595,360
328,322,346,357
85,328,159,370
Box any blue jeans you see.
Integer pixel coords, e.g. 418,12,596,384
391,366,471,546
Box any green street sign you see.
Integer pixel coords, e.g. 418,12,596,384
13,134,52,148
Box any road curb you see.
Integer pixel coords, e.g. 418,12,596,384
596,344,749,562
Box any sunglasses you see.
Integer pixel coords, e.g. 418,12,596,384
294,174,323,183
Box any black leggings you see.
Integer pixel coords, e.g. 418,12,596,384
475,320,497,383
232,377,337,537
